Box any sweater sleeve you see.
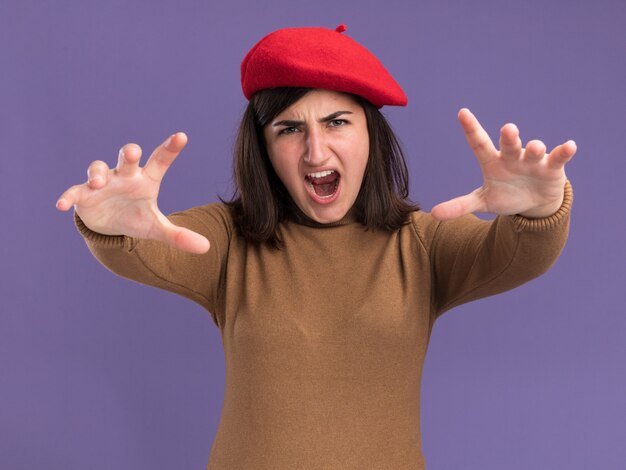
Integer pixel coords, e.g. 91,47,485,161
73,203,233,328
412,180,573,320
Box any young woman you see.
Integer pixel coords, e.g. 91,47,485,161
56,25,575,470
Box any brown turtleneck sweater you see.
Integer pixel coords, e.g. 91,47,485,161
73,181,572,470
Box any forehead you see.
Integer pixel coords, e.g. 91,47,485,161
276,89,361,118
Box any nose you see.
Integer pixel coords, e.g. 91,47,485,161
304,127,330,166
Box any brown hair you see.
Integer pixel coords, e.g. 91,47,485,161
222,87,419,248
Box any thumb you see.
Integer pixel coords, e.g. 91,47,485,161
159,220,211,254
431,189,483,221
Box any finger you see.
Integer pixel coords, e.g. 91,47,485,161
143,132,188,183
116,143,142,176
522,139,547,163
56,184,86,211
87,160,110,189
547,140,577,170
458,108,498,165
431,190,483,220
158,221,211,254
499,123,522,161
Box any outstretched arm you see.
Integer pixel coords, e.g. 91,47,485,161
431,108,576,220
56,133,210,253
56,133,226,324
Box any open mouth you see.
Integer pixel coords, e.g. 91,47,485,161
304,170,341,204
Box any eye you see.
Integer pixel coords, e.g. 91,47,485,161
278,126,299,136
329,119,348,127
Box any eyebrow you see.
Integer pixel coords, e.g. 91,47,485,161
272,110,354,127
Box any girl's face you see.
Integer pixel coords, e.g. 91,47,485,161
263,89,370,224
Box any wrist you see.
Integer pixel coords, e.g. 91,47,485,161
518,194,564,219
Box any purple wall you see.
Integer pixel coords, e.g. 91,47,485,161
2,0,624,468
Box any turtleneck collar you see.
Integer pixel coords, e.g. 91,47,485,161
288,204,359,228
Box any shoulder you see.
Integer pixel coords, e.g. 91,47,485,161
168,202,236,241
405,210,441,252
406,209,494,255
172,201,233,224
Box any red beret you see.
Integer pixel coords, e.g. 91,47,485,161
241,24,407,108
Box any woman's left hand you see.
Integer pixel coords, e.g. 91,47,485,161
431,108,577,220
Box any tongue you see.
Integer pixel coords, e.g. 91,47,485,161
309,173,339,197
313,182,335,196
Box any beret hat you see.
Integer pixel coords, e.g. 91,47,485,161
240,24,407,108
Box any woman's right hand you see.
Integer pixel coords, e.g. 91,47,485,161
56,133,210,254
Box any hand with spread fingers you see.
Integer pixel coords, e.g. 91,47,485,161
431,108,577,221
55,133,210,254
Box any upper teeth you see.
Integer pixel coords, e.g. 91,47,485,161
307,170,335,179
